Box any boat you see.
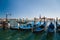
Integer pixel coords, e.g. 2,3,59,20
9,20,19,30
56,21,60,32
33,21,46,33
10,24,19,30
19,21,34,31
47,22,55,33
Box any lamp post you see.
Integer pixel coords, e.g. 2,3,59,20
6,13,11,22
4,13,11,29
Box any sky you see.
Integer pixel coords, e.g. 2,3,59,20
0,0,60,19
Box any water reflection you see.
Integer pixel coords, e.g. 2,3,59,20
0,20,60,40
56,32,60,40
0,30,60,40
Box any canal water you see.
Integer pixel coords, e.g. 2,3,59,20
0,29,60,40
0,21,60,40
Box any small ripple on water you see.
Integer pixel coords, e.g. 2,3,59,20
1,30,60,40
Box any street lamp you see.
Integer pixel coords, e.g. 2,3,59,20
6,13,11,22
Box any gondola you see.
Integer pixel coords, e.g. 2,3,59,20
56,21,60,32
47,22,55,33
33,21,46,33
19,21,34,31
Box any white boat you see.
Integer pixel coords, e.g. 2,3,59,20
9,20,19,30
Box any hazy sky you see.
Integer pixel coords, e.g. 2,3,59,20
0,0,60,18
